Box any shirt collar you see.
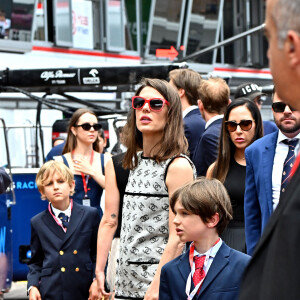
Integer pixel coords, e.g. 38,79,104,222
205,115,224,129
183,105,199,118
51,202,72,219
194,238,222,258
277,130,300,145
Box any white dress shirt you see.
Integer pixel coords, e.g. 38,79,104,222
272,131,300,210
192,238,223,276
51,202,72,226
205,115,224,129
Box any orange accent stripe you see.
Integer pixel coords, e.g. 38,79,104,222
32,46,141,61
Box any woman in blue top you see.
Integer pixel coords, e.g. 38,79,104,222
56,108,106,219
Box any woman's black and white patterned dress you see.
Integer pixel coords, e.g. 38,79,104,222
114,152,195,299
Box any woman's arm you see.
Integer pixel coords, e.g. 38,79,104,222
95,158,120,298
144,157,194,300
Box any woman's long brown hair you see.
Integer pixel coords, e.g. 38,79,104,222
62,108,100,154
122,78,188,170
212,98,263,182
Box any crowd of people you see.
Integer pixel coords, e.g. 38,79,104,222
22,0,300,299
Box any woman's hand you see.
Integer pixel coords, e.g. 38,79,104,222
73,156,96,177
29,286,41,300
88,280,98,300
72,154,106,188
96,271,111,300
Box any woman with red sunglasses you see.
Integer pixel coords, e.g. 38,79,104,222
55,108,106,220
207,98,263,253
96,78,195,300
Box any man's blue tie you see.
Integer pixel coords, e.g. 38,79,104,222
280,139,299,198
58,212,69,229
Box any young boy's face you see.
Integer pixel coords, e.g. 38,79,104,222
39,170,74,210
173,200,209,243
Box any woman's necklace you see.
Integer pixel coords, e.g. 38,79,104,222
234,152,246,165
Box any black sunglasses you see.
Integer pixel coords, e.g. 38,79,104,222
272,102,296,113
132,96,170,112
225,120,254,132
74,123,102,131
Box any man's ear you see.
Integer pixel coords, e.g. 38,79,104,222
197,99,204,111
178,88,185,98
286,30,300,68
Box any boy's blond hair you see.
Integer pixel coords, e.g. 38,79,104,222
36,161,74,200
170,177,233,235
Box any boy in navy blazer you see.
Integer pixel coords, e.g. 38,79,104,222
159,178,250,300
27,161,100,300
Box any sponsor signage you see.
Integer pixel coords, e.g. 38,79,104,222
72,0,94,50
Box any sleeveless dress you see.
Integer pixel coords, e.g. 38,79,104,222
62,154,104,219
114,152,195,299
222,158,246,253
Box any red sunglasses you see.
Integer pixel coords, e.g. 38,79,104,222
132,96,170,112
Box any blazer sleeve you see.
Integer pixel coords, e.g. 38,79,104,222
193,132,219,176
90,208,101,276
244,149,262,256
27,220,44,290
159,266,172,300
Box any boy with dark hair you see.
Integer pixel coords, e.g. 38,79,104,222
159,178,250,300
27,161,100,300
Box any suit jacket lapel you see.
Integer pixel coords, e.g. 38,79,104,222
262,132,278,215
63,202,84,243
198,243,230,297
177,250,191,282
42,209,65,240
252,164,300,257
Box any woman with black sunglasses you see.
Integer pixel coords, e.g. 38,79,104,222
55,108,106,219
96,78,195,300
207,98,263,253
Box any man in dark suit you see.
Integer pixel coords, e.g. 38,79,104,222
239,0,300,298
244,90,300,255
235,82,278,136
169,69,205,160
27,161,100,300
193,77,230,176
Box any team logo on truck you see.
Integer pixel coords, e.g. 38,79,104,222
83,69,100,84
40,70,77,85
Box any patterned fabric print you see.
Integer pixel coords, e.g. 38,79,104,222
115,153,195,299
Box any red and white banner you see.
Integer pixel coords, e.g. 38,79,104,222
72,0,93,50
